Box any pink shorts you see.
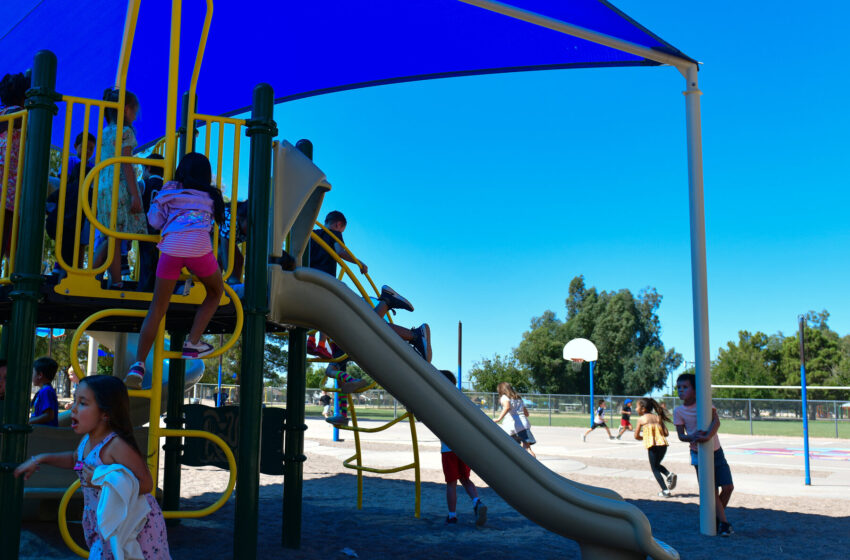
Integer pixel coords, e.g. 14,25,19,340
156,252,218,280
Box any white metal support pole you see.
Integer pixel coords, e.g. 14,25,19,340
683,64,716,535
87,335,98,377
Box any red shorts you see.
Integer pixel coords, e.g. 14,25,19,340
620,419,632,428
156,251,218,280
441,451,471,483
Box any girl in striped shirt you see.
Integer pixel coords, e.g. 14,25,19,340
125,153,225,389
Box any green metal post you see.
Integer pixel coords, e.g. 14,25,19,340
282,138,312,549
234,84,275,560
162,331,187,525
0,50,57,560
0,323,9,360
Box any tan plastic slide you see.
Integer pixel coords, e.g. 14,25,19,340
268,266,679,560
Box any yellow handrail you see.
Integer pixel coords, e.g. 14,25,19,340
0,108,26,283
160,428,237,518
57,480,87,558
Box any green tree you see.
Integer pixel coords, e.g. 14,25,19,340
712,331,783,399
469,352,532,392
516,276,681,395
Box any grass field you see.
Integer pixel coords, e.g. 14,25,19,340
302,405,850,439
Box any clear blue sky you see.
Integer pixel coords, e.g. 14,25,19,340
223,2,848,391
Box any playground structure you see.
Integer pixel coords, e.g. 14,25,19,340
0,1,722,559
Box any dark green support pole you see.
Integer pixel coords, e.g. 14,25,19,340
0,323,9,360
0,50,57,560
281,139,312,549
234,83,275,560
162,331,187,525
177,91,197,158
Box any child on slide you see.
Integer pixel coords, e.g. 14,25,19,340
125,153,225,389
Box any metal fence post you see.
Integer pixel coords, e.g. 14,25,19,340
548,393,552,426
835,401,839,438
748,399,753,435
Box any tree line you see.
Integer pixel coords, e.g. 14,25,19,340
470,276,682,395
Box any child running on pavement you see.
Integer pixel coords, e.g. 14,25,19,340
439,370,486,526
673,373,734,536
616,398,633,439
633,397,677,497
582,399,614,441
126,153,225,389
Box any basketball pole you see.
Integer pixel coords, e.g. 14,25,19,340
799,315,811,485
588,360,595,428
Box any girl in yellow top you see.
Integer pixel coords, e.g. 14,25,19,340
633,397,677,497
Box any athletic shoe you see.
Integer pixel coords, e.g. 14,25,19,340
474,501,487,527
125,362,145,390
325,415,349,426
307,336,318,354
616,434,622,440
183,340,215,358
445,516,458,525
339,378,371,393
609,436,616,440
717,522,733,536
380,285,414,312
411,323,432,362
658,490,672,498
307,337,333,359
666,473,677,491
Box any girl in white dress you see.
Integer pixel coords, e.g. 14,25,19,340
494,382,536,458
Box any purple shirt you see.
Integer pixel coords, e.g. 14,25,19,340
31,384,59,427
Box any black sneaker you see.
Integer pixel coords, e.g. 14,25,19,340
718,521,733,536
666,473,677,491
445,515,458,524
380,285,414,312
474,501,487,527
411,323,432,362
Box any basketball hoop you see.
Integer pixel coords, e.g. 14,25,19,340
569,358,584,372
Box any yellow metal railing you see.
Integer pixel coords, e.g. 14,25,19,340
48,1,244,556
306,222,422,516
0,108,27,283
340,404,422,517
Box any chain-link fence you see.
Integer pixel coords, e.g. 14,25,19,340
185,384,850,438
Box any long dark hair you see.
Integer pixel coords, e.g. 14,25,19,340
637,397,671,425
102,87,139,125
78,375,143,458
175,152,225,224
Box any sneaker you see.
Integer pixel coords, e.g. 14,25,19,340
340,378,371,393
380,285,414,312
609,436,616,440
445,515,458,525
717,521,733,536
474,501,487,527
125,362,145,390
666,473,677,491
616,434,622,440
658,490,672,498
325,415,349,426
183,340,215,358
307,337,333,359
411,323,432,362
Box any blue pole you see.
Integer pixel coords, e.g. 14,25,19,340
799,316,811,485
333,379,340,442
589,360,595,428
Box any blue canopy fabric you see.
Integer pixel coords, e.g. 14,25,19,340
0,0,692,147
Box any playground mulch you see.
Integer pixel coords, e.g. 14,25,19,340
20,436,850,560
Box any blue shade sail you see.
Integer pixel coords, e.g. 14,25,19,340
0,0,692,147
